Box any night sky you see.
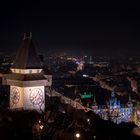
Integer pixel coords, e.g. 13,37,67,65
0,1,140,56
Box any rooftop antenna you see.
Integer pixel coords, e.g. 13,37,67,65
23,32,32,40
29,32,32,39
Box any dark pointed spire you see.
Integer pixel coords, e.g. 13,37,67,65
128,94,132,102
93,95,97,106
12,33,42,69
127,94,133,107
111,88,116,97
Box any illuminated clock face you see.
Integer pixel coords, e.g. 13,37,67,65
11,87,20,104
29,88,44,106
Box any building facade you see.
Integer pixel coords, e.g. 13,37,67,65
4,33,52,112
92,91,134,124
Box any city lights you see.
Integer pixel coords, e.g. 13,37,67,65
0,0,140,140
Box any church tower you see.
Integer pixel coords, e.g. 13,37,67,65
5,33,50,112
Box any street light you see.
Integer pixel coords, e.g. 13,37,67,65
75,132,80,139
87,118,90,124
40,125,44,130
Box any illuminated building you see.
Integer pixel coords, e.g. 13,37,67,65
4,33,51,112
91,90,134,124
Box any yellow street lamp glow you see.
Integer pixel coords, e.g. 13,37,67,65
75,133,80,138
40,125,44,130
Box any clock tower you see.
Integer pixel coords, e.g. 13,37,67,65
5,33,51,112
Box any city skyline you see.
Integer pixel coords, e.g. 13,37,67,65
0,12,140,139
0,1,140,56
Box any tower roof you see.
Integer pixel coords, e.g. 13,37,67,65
12,33,42,69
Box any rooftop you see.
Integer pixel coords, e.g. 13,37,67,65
12,33,42,69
